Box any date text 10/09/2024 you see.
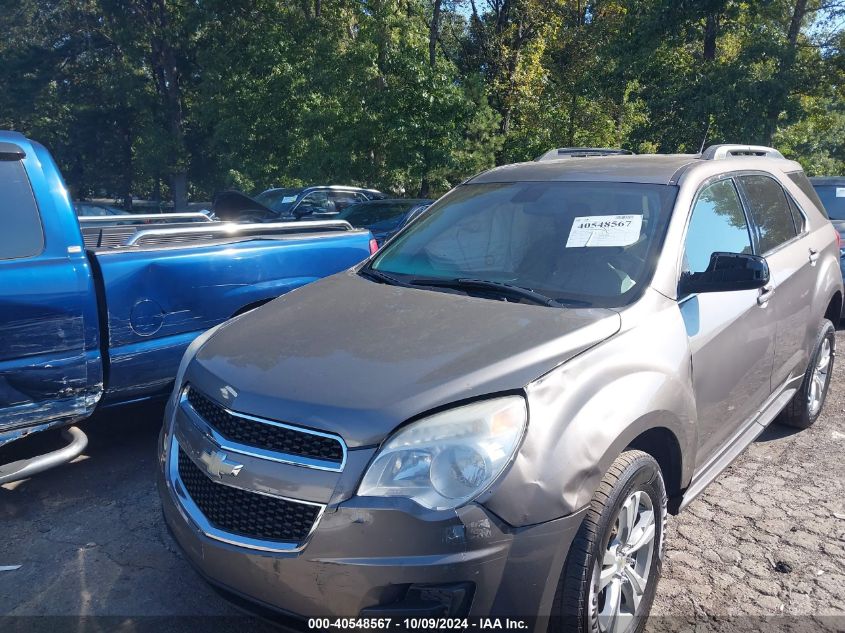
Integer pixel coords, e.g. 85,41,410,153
307,618,530,630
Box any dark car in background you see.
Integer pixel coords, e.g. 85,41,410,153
74,201,131,217
337,198,432,245
256,186,385,218
212,186,385,223
810,177,845,276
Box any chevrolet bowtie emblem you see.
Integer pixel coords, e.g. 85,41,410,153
199,449,244,478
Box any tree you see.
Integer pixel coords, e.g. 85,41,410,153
0,0,841,206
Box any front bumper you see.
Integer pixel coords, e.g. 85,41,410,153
157,394,587,620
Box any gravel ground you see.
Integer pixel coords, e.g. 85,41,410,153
1,333,843,631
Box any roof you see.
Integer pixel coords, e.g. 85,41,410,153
467,154,700,185
0,130,26,143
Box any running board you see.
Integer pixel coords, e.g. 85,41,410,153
676,421,765,512
0,426,88,484
675,383,798,513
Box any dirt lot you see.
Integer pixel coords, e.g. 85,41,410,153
1,334,844,631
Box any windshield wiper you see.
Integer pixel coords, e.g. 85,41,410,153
409,277,562,307
358,268,409,287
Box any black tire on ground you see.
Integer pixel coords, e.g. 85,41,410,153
777,318,836,429
551,450,667,633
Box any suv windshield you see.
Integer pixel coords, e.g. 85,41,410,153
255,188,301,212
370,181,677,308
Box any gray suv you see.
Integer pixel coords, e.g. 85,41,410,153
158,145,842,632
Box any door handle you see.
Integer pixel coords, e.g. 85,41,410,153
809,248,819,265
757,285,774,306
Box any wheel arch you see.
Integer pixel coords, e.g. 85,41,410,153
483,295,699,527
485,373,697,526
824,290,842,325
625,426,686,514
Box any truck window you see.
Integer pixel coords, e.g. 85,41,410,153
683,179,753,274
738,175,797,253
0,160,44,259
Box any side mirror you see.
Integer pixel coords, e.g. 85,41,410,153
679,252,769,295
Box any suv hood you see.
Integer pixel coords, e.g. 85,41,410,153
187,270,621,446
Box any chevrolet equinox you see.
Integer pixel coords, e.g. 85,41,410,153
158,144,843,633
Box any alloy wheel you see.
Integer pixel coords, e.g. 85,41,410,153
590,490,656,633
808,337,832,416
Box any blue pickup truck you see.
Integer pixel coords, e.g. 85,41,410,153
0,131,375,481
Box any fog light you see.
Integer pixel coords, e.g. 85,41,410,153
360,582,475,618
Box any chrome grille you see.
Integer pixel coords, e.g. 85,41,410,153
185,386,344,466
177,447,320,543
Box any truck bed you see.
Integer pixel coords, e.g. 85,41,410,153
90,225,372,403
79,216,352,249
89,223,370,403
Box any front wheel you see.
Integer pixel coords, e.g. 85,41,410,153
552,450,666,633
778,318,835,429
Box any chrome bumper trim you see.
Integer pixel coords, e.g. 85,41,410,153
180,387,347,472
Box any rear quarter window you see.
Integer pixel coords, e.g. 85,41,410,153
0,160,44,259
788,171,828,218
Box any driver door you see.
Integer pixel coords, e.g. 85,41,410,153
678,177,775,468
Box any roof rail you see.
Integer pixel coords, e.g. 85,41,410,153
701,144,785,160
535,147,634,161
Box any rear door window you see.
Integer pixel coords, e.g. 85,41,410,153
683,179,753,274
0,160,44,259
738,175,797,253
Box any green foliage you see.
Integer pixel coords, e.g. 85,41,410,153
0,0,842,205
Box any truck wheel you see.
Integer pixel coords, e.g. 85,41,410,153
778,319,835,429
552,450,666,633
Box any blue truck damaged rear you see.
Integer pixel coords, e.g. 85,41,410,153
0,131,374,480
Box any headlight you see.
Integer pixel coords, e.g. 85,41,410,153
358,396,527,510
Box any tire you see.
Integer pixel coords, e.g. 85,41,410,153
778,318,835,429
551,450,667,633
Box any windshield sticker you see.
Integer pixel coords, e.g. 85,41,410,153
566,214,643,247
836,188,845,198
281,196,298,204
